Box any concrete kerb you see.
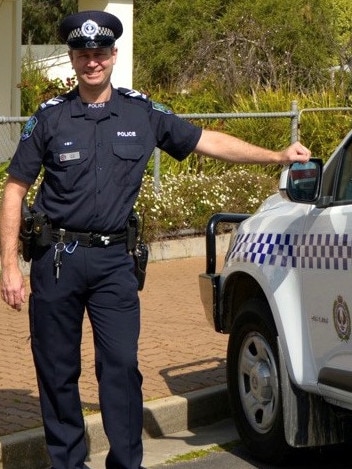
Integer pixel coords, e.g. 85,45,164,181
147,233,231,262
1,234,232,468
0,385,230,469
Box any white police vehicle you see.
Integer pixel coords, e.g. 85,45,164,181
199,131,352,463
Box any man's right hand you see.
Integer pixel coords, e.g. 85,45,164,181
0,176,30,311
1,267,26,311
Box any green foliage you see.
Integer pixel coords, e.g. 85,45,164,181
330,0,352,56
145,88,352,178
227,90,352,165
19,53,76,116
134,0,350,96
22,0,78,44
165,440,239,464
212,0,336,94
134,0,230,89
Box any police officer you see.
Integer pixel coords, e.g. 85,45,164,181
0,9,311,469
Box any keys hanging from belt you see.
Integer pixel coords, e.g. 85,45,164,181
54,228,66,280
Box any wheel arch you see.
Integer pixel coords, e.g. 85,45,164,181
221,269,316,388
221,271,271,333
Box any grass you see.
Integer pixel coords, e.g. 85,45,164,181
164,440,240,464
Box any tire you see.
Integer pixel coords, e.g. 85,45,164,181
227,298,291,464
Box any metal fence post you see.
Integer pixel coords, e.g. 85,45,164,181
290,100,299,143
153,147,161,194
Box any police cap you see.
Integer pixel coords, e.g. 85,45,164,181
59,10,123,50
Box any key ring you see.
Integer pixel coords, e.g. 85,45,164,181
55,241,66,252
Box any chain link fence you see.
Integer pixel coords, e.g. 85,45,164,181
1,104,352,191
0,117,28,164
0,104,300,164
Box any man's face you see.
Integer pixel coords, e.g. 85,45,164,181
69,47,117,90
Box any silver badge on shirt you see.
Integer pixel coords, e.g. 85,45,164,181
59,151,80,162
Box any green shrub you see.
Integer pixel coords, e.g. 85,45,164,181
147,87,352,178
19,53,76,116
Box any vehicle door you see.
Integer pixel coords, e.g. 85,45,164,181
300,137,352,390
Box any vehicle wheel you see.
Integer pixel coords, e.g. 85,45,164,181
227,298,291,464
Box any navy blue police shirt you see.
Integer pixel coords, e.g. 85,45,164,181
8,87,202,232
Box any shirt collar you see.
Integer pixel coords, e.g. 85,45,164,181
69,86,120,118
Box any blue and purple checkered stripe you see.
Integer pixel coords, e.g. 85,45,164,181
226,233,352,270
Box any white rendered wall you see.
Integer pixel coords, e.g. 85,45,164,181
0,0,22,116
0,0,22,162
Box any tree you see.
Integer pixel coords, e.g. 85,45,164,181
134,0,227,89
133,0,351,96
330,0,352,66
22,0,78,44
217,0,337,93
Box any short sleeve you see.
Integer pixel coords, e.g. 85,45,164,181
150,105,202,161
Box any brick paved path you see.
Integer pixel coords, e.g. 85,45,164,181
0,257,228,436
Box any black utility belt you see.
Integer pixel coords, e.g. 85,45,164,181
51,229,126,247
20,206,147,290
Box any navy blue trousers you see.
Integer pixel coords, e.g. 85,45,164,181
29,242,143,469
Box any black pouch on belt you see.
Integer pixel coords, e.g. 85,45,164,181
134,240,149,291
127,212,149,291
32,212,52,247
19,200,34,262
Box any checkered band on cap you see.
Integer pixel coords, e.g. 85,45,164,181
59,10,123,49
68,25,115,42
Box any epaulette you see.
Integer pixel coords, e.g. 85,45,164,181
39,96,66,111
118,87,149,102
118,87,174,114
21,96,67,141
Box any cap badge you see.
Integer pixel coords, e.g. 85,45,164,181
81,19,99,39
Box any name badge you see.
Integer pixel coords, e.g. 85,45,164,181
59,151,80,162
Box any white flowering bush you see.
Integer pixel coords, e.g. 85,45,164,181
135,169,277,242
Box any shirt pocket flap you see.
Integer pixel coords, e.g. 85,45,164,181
112,143,144,161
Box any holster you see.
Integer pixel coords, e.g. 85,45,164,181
19,201,52,262
19,200,34,262
133,240,149,291
127,213,149,291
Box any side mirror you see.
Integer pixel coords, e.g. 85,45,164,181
280,158,323,203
